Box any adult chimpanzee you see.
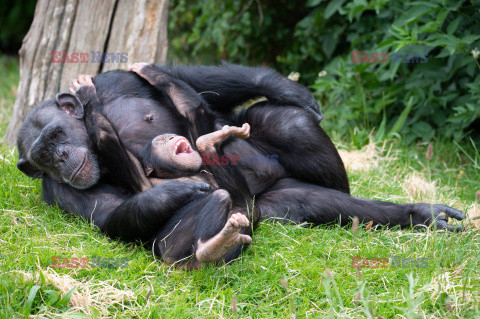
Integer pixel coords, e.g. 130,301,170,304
16,63,465,269
69,73,257,266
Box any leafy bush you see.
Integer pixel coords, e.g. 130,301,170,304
0,0,36,54
169,0,480,145
312,0,480,145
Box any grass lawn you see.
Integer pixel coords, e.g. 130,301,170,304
1,55,479,318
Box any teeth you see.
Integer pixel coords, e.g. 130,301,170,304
174,138,193,155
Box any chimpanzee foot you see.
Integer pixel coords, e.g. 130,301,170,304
195,213,252,263
196,123,250,153
127,62,167,86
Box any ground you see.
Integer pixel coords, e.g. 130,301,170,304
0,56,479,318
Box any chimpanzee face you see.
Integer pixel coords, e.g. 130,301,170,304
142,134,202,178
17,93,100,189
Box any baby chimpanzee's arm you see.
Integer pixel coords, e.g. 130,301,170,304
196,123,250,154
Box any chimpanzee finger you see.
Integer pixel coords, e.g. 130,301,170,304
437,205,466,220
436,219,465,232
195,182,211,192
434,214,448,223
242,123,250,138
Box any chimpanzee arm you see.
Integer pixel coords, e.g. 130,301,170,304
42,177,211,241
71,74,149,193
129,63,323,121
127,63,215,127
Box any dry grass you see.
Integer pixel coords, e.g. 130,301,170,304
402,173,438,202
15,270,136,316
338,141,395,172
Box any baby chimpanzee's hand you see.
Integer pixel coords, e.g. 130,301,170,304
196,123,250,153
221,123,250,139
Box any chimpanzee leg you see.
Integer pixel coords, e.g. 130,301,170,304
255,177,466,230
234,104,350,193
255,177,398,226
151,189,253,269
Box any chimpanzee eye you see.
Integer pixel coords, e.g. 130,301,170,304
52,130,62,140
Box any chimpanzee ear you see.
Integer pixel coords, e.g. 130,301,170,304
55,92,84,119
17,158,44,179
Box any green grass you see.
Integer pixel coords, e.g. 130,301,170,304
0,55,19,136
1,55,480,318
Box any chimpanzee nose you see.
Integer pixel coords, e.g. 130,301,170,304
55,146,68,162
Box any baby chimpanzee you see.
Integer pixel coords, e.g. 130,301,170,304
138,123,250,181
125,124,253,265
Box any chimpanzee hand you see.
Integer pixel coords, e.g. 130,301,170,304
407,203,466,231
151,180,211,203
69,74,97,106
196,123,250,153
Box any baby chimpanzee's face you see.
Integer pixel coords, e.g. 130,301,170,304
144,134,202,177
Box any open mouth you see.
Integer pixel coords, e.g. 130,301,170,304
174,138,194,156
70,154,87,181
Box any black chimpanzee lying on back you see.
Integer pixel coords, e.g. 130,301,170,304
16,63,466,269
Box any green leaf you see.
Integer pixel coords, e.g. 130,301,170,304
446,16,461,35
408,1,439,8
378,62,401,81
374,103,387,142
306,0,325,7
377,39,396,50
459,34,480,45
325,0,347,19
388,97,414,138
404,5,434,24
24,285,41,313
57,287,76,307
418,21,439,33
410,121,435,141
43,290,60,306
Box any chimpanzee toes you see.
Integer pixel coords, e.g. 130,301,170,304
127,62,149,74
231,213,250,228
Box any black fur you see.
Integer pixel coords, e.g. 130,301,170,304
17,64,466,269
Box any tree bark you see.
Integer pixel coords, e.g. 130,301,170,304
4,0,169,146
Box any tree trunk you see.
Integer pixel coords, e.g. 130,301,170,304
4,0,169,146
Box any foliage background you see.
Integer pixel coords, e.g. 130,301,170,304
169,0,480,147
0,0,36,54
2,0,479,146
0,1,479,317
